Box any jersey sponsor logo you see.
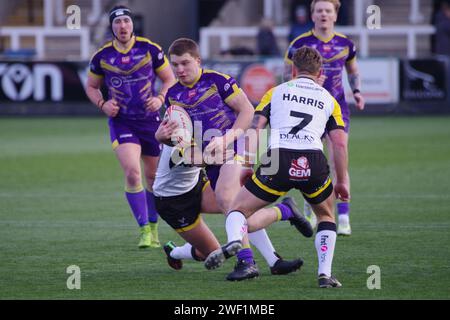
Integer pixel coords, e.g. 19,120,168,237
289,156,311,180
332,45,345,51
188,89,197,98
121,56,130,64
110,77,123,88
323,45,332,53
279,133,314,143
282,93,325,109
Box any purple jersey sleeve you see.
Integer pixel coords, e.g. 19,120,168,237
286,40,301,63
147,42,168,72
89,49,105,77
285,31,311,64
205,70,240,103
346,40,357,62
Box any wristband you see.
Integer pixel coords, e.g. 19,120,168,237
97,98,104,108
353,89,361,94
100,100,107,110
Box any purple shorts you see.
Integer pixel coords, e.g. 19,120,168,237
109,115,162,156
204,137,244,191
205,166,220,191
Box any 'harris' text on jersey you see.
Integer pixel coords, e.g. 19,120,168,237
282,93,325,109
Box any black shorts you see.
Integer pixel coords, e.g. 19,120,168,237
155,172,209,232
245,148,333,205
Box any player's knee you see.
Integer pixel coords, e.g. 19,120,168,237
215,192,233,213
124,168,141,186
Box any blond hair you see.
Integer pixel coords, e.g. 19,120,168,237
310,0,341,13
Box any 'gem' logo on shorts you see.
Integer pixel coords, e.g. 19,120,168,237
288,156,311,180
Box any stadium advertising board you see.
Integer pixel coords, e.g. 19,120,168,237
1,58,446,110
343,58,399,104
401,59,448,101
202,59,283,105
0,61,89,102
204,58,400,105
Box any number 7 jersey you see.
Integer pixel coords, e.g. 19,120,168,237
255,77,345,151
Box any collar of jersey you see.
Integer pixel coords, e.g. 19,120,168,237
113,36,136,54
312,29,335,43
180,68,203,89
296,76,316,83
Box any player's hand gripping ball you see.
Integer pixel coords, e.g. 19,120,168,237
163,105,193,148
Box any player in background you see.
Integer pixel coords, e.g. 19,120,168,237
285,0,365,235
85,5,176,248
153,119,304,275
206,46,349,287
165,38,312,281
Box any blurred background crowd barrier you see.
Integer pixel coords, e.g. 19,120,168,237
0,0,449,115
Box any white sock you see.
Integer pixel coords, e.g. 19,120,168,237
315,224,337,277
338,214,350,225
248,229,278,267
225,211,247,243
170,243,193,260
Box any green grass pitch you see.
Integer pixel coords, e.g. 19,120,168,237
0,116,449,299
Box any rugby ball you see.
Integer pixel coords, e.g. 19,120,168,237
163,105,193,148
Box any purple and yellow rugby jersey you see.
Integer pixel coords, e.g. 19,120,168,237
89,36,170,120
285,30,356,130
165,69,240,150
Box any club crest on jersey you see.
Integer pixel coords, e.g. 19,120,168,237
121,56,130,64
289,156,311,180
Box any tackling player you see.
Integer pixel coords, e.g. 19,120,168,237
206,46,349,288
85,5,176,248
152,120,304,276
285,0,365,235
